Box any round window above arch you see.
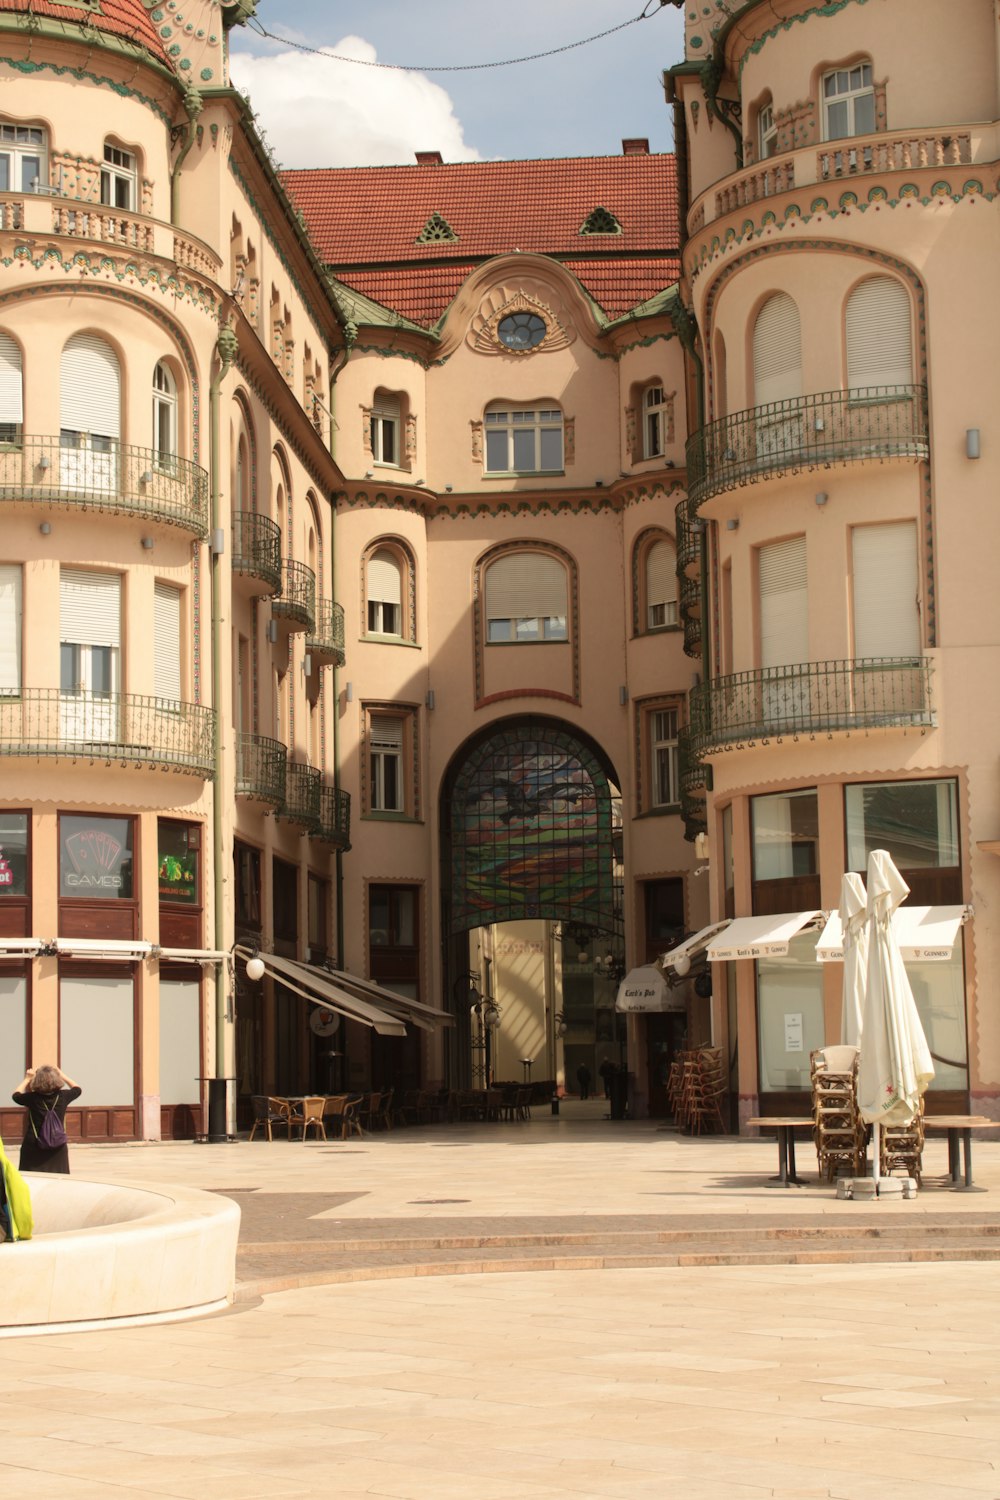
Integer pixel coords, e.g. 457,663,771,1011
497,312,547,351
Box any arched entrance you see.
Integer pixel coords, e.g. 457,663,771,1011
441,716,624,1096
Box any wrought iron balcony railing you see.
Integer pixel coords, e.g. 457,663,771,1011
0,436,209,535
312,782,351,850
235,732,286,807
678,728,708,842
685,385,929,510
281,759,321,831
675,497,701,576
272,559,316,632
306,597,346,667
232,512,282,595
682,577,703,660
0,690,215,776
687,656,933,759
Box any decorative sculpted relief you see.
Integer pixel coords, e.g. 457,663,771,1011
467,279,575,356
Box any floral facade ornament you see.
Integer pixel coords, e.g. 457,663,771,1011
580,206,622,235
404,414,417,465
417,212,458,244
469,419,483,462
564,418,575,466
467,279,574,356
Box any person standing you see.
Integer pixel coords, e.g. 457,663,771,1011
598,1057,615,1099
576,1063,592,1100
12,1065,81,1175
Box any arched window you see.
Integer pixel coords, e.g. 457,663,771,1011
153,362,177,465
644,538,677,631
822,61,875,141
60,333,120,491
366,547,403,637
845,276,913,391
484,551,568,643
757,99,777,160
0,122,47,192
0,331,23,444
101,141,137,210
484,403,563,474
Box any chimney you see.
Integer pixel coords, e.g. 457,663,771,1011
415,150,443,165
622,137,650,155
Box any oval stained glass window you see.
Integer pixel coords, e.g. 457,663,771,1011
497,312,546,351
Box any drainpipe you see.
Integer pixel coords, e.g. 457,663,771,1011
208,321,239,1139
170,88,204,227
326,311,356,965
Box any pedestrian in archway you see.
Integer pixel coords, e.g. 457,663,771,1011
576,1063,592,1100
598,1057,615,1098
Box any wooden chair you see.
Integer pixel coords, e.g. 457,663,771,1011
300,1096,327,1142
248,1095,292,1141
375,1089,395,1131
324,1094,363,1140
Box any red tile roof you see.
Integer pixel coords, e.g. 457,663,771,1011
0,0,170,65
283,154,679,328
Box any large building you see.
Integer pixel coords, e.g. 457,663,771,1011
666,0,1000,1122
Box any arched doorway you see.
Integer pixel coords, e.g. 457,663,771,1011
441,716,624,1096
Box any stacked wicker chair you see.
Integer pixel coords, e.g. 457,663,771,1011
811,1045,866,1181
672,1047,727,1134
879,1101,925,1183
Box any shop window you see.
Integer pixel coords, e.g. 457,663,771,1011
59,814,134,900
0,972,26,1078
845,779,960,903
484,550,568,643
0,122,47,192
234,841,261,932
751,788,819,915
158,821,201,907
61,973,134,1104
0,811,28,897
484,404,563,474
822,61,875,141
756,931,826,1094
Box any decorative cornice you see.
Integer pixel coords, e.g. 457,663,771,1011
0,48,174,124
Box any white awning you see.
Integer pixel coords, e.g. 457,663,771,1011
707,911,823,962
55,938,153,963
156,948,227,963
315,966,454,1030
236,947,407,1036
817,905,968,963
0,938,41,958
615,965,683,1014
660,920,732,969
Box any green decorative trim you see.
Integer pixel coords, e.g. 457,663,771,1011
336,488,628,520
734,0,875,80
597,331,677,360
417,211,458,244
0,49,174,125
5,241,218,318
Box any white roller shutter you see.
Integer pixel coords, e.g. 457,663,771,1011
0,565,21,694
370,714,404,750
368,549,402,605
852,522,920,658
646,540,677,610
485,552,567,620
154,582,182,701
60,333,121,440
846,276,913,390
759,537,808,667
60,569,121,648
0,332,23,425
753,293,802,406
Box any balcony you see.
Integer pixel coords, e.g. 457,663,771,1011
232,512,282,596
306,597,346,668
678,729,707,842
235,732,286,808
687,657,934,760
281,760,321,832
0,192,221,277
685,386,929,512
0,437,209,536
272,559,316,633
312,783,351,850
675,497,701,576
0,690,215,777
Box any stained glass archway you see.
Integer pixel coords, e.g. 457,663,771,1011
443,718,620,936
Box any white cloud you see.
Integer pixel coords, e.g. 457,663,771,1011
229,36,481,168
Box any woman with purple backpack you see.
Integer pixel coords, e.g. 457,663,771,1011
12,1065,81,1174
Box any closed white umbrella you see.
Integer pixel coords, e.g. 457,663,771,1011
839,871,869,1048
856,850,935,1185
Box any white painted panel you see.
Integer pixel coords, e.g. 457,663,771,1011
159,978,201,1104
60,974,134,1104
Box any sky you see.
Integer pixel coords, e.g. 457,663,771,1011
228,2,687,169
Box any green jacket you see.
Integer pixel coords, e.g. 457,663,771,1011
0,1135,33,1241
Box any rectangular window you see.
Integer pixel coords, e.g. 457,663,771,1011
370,713,405,812
273,856,298,944
59,814,134,900
369,885,417,948
751,789,818,881
0,565,21,696
101,144,137,211
368,599,400,635
158,977,200,1105
371,413,397,464
823,62,875,141
158,820,200,906
60,973,134,1104
59,569,121,746
308,874,329,958
845,779,959,873
758,103,777,159
154,581,182,702
644,387,666,458
0,123,46,192
484,409,563,474
852,522,919,660
650,707,679,808
0,811,28,897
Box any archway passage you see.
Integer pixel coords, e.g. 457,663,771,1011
445,717,618,935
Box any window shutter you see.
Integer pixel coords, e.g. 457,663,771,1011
370,714,404,750
485,553,567,619
759,537,807,667
60,333,121,439
846,277,913,390
852,522,919,658
154,582,182,700
0,565,21,693
646,540,676,609
753,293,802,406
368,549,402,605
60,569,121,648
372,393,400,420
0,332,23,425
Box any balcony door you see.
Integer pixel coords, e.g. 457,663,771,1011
753,294,802,461
60,569,121,742
60,333,121,494
759,536,809,726
852,521,923,718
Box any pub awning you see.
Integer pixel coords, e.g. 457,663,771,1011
615,965,683,1014
706,911,823,962
660,920,732,970
237,947,407,1036
817,905,969,963
306,965,454,1031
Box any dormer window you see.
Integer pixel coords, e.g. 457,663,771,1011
822,63,875,141
0,124,47,193
101,143,137,211
371,393,400,465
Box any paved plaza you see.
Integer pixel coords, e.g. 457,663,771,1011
3,1110,1000,1499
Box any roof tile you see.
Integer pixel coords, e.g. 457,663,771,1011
0,0,169,63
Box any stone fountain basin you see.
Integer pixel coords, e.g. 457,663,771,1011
2,1174,241,1335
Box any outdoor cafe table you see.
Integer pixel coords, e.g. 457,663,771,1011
923,1115,1000,1191
746,1116,813,1188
